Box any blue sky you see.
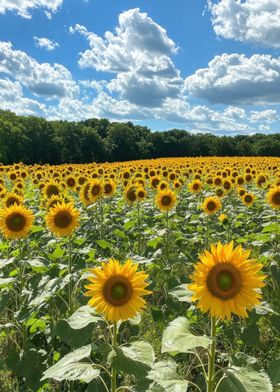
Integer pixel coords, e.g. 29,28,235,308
1,0,280,135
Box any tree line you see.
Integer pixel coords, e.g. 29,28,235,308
0,109,279,164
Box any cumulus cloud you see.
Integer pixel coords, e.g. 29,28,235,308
185,53,280,105
0,78,46,116
34,37,59,51
70,8,183,107
0,41,78,98
0,0,63,19
250,109,278,122
208,0,280,48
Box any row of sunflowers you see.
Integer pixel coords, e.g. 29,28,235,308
0,157,279,392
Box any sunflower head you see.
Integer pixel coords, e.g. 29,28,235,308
136,187,147,202
189,242,266,320
46,201,80,237
88,179,103,203
242,192,255,207
267,186,280,210
0,204,34,239
155,188,176,211
202,196,222,215
188,180,202,194
85,259,151,322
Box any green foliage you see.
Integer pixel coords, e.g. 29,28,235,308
1,109,280,164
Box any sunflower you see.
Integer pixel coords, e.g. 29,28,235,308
202,196,222,215
44,182,60,198
155,188,176,211
46,201,80,237
85,259,151,322
242,192,255,207
188,180,202,194
88,179,103,203
2,192,23,208
79,181,91,206
267,186,280,210
124,185,137,204
0,204,34,239
103,180,116,197
189,242,266,320
136,187,147,202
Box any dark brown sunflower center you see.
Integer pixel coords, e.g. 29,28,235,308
103,276,133,306
67,178,75,187
6,213,26,232
47,185,59,197
244,195,252,203
6,197,20,207
127,190,136,202
54,211,72,228
207,263,242,300
272,191,280,205
162,195,171,206
104,184,112,194
207,201,216,211
91,185,101,196
193,183,199,190
138,191,145,198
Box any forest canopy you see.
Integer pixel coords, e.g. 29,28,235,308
0,110,280,164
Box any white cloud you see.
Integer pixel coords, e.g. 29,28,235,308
0,0,63,19
70,9,183,107
0,78,46,116
259,124,271,132
208,0,280,48
185,53,280,105
250,109,278,122
0,41,78,98
34,37,59,51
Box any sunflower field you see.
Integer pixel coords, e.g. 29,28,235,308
0,157,279,392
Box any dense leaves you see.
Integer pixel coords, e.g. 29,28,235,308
1,110,280,164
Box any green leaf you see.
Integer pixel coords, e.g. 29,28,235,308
262,223,280,233
218,366,273,392
0,277,14,288
268,358,280,385
170,284,193,303
148,361,188,392
67,306,103,329
95,239,112,249
241,324,260,347
54,319,95,349
113,228,126,239
42,345,99,383
31,225,45,233
161,317,211,354
108,340,155,378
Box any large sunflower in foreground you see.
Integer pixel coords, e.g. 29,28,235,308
46,201,80,237
85,259,151,322
267,186,280,210
189,242,265,320
0,204,34,239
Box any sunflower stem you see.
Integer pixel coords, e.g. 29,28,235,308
111,322,118,392
67,236,74,316
137,201,141,254
207,317,217,392
100,197,104,239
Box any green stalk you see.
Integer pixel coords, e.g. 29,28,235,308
207,317,217,392
137,201,141,254
68,236,74,316
111,322,118,392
